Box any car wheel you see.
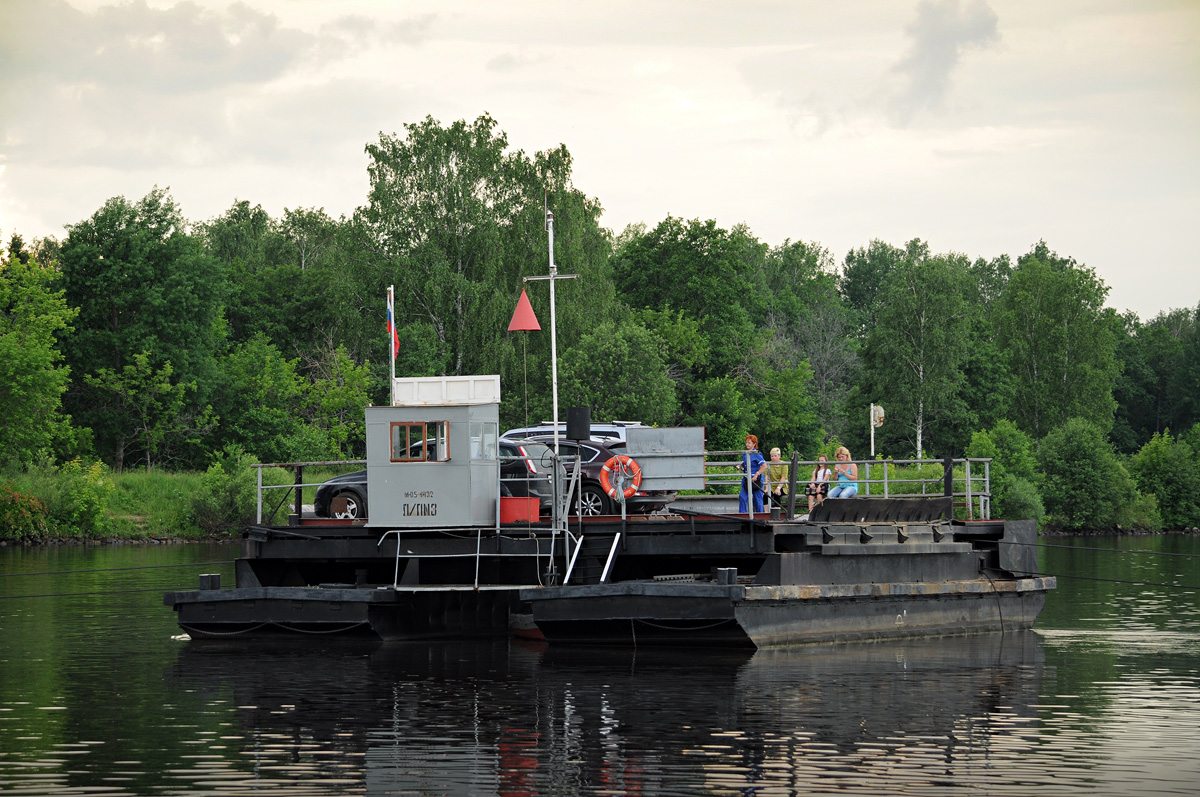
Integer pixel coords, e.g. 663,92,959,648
576,484,611,517
333,490,364,519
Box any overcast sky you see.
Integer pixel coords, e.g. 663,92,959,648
1,0,1197,318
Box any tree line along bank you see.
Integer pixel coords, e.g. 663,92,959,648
3,113,1200,539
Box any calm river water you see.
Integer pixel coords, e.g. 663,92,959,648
1,535,1198,796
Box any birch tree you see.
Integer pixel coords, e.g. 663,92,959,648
865,253,970,459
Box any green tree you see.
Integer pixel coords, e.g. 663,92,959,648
1128,430,1200,529
300,345,373,459
280,206,338,272
763,239,857,441
58,188,226,470
1037,418,1154,531
82,352,199,471
1109,308,1200,453
839,238,927,336
209,333,305,463
1172,306,1200,429
199,200,356,371
752,363,823,458
686,377,757,453
613,216,764,379
966,420,1044,521
0,238,78,463
560,318,679,426
863,252,971,459
356,114,614,425
955,254,1015,439
995,242,1121,438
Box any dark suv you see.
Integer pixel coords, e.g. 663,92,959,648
313,440,554,519
523,436,677,516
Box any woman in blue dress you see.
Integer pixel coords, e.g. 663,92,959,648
739,434,769,513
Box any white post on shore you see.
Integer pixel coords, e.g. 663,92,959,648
870,403,885,458
870,403,876,459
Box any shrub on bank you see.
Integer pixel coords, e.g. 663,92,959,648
190,445,261,535
1038,418,1159,531
966,421,1046,523
1128,430,1200,530
2,456,114,538
0,484,50,540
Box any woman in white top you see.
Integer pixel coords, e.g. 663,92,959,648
805,454,832,512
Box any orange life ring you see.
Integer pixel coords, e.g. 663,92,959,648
600,455,643,499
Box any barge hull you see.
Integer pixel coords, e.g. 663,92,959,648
166,584,533,641
525,577,1055,648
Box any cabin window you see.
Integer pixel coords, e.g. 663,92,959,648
390,421,450,462
470,422,498,460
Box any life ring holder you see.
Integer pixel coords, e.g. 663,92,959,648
600,455,643,500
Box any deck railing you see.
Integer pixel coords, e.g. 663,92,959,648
252,452,994,524
250,454,556,525
250,460,367,525
702,453,993,520
249,451,993,590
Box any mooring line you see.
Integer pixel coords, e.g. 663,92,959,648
1005,540,1200,558
0,560,237,578
0,586,214,600
1016,569,1199,591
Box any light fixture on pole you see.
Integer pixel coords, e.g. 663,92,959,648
870,403,886,458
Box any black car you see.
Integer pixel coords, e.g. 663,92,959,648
523,436,677,516
312,440,554,520
313,470,369,519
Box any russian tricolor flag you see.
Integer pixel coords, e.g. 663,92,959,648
386,286,399,358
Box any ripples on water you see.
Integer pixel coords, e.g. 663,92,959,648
1,537,1198,795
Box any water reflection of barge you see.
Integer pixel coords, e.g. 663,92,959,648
164,375,1054,646
166,633,1049,795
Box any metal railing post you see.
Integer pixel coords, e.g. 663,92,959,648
474,526,482,588
601,533,621,583
293,466,303,521
965,460,974,520
984,460,991,519
786,451,799,519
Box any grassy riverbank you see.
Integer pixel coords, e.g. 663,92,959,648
0,456,1178,544
0,455,344,543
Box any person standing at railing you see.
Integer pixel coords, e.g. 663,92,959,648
827,446,858,498
739,435,769,514
766,447,789,508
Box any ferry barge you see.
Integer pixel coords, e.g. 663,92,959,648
164,376,1054,646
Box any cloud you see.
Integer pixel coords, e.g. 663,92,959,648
486,50,552,73
889,0,1000,124
0,0,317,95
0,0,439,176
